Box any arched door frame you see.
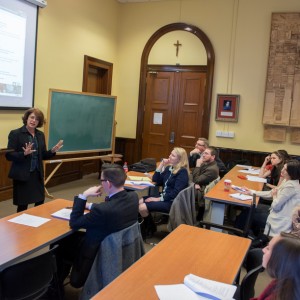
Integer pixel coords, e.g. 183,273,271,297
135,22,215,160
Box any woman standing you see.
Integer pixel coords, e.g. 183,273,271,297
251,232,300,300
6,108,63,212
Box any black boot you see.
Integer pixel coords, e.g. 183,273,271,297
140,215,157,239
145,215,157,238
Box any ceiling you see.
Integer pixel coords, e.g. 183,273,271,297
117,0,163,3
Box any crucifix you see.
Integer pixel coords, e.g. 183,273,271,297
173,40,182,57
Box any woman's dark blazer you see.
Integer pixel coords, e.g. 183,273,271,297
6,125,55,181
152,166,189,202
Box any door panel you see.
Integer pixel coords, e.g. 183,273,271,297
176,72,206,149
142,72,175,159
142,70,206,160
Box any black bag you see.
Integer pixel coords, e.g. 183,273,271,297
129,158,156,173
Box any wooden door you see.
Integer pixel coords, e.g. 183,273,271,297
142,70,206,160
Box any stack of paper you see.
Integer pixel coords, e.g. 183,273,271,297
155,273,236,300
125,180,154,186
246,176,267,183
51,208,73,220
127,175,151,182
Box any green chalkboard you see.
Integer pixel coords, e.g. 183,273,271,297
46,89,116,153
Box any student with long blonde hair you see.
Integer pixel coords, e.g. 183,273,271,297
139,147,189,236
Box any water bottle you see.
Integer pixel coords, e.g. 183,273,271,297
123,162,128,173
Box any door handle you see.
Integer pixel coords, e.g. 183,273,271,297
169,131,175,144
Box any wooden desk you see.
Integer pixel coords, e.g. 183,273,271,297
0,199,73,270
93,224,251,300
205,165,264,225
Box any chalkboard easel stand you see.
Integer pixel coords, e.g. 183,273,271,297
44,155,116,198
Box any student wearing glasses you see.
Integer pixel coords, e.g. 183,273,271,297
188,137,227,176
54,164,139,290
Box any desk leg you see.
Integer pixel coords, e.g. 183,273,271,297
210,202,225,232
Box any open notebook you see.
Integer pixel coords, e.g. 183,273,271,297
155,273,236,300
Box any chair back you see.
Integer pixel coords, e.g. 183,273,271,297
203,177,220,221
80,222,145,300
167,184,196,231
242,194,256,237
0,245,61,300
238,248,264,300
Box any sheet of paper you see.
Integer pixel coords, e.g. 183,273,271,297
236,164,252,168
230,193,253,201
246,176,267,183
238,169,260,175
125,180,155,186
8,213,51,227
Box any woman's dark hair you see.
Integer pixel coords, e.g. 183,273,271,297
267,234,300,300
270,150,289,185
286,159,300,180
101,163,126,187
22,108,45,128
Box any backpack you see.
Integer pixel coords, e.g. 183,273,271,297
129,158,156,173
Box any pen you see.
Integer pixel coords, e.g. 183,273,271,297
65,206,73,209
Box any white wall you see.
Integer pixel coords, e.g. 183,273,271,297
116,0,300,154
1,0,300,156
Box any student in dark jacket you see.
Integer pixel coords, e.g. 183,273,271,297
5,108,63,212
188,137,227,176
55,164,139,289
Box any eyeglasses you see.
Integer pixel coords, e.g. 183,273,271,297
196,143,205,147
100,179,107,182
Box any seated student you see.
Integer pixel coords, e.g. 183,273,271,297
259,150,290,189
54,164,139,289
252,232,300,300
188,137,227,176
139,147,189,235
237,160,300,237
192,146,219,220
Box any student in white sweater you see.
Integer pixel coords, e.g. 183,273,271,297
243,159,300,237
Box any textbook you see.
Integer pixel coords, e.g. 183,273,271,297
155,273,236,300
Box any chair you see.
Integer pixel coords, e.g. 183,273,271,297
0,245,62,300
234,248,264,300
167,184,196,231
202,176,220,222
80,221,145,300
199,193,256,238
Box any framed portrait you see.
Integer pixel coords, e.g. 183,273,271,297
215,94,240,122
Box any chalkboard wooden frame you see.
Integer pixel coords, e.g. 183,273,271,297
45,89,116,154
